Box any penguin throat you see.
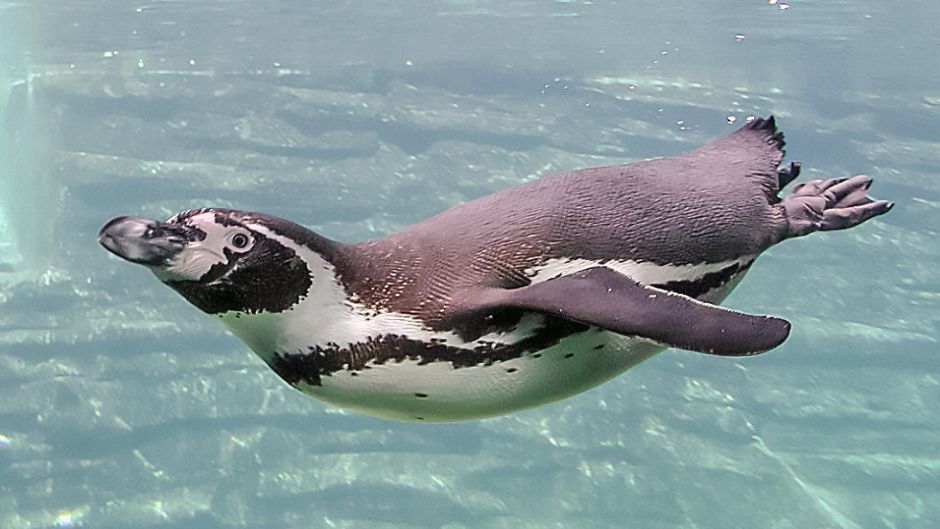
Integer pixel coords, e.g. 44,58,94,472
208,224,362,363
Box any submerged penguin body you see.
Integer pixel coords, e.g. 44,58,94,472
99,117,892,421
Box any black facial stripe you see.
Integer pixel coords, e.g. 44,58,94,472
651,261,751,298
166,235,312,314
269,319,588,387
147,222,205,243
214,211,248,227
169,208,211,225
201,257,234,285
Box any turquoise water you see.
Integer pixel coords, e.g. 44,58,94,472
2,1,939,528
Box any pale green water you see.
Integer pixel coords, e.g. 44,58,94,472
1,1,939,528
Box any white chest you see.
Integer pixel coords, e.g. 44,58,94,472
305,329,664,422
221,305,665,421
217,234,752,421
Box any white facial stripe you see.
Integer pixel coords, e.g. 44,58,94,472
525,256,754,286
153,212,252,282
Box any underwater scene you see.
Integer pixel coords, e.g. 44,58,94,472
1,1,939,528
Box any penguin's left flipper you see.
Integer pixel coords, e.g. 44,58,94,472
451,266,790,356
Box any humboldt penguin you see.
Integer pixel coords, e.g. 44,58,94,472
99,116,892,422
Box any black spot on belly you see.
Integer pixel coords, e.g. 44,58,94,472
414,393,428,399
593,344,604,350
652,261,751,298
269,319,587,387
564,353,574,359
506,368,518,373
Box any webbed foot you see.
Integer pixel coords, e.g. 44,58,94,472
782,175,893,238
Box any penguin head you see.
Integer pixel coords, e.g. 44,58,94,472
99,208,319,315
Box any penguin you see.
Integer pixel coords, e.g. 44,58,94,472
98,116,892,422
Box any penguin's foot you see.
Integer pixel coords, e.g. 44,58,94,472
781,175,893,238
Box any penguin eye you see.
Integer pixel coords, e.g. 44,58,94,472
231,233,250,249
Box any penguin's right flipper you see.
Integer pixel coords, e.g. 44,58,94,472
781,175,894,238
449,266,791,356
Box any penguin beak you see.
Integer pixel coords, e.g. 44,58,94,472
98,216,188,266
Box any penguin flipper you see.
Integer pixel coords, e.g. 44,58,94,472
450,266,790,356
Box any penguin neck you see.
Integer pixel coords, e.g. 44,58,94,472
219,223,405,364
248,216,347,265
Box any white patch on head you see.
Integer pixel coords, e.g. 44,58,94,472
525,255,755,286
151,212,256,282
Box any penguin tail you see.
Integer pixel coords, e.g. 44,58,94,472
737,115,806,194
701,114,800,203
